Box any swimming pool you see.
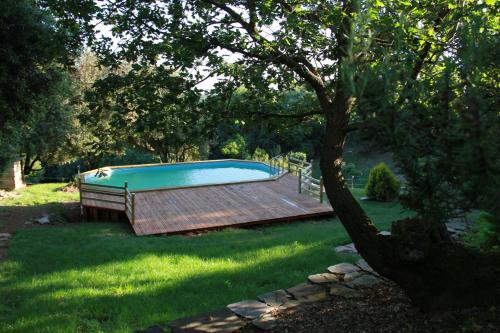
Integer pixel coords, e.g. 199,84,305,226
82,160,279,191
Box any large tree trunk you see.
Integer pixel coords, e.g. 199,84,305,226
318,82,500,312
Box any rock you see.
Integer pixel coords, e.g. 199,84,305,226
335,244,358,254
446,221,466,231
277,300,302,314
35,215,50,225
134,325,166,333
356,259,379,276
346,274,382,288
286,283,328,303
252,313,277,331
169,308,246,333
343,271,363,282
257,289,291,307
327,263,359,275
227,299,272,320
308,272,340,284
360,196,371,201
379,231,391,236
0,233,11,240
329,284,359,298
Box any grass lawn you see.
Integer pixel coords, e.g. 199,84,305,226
0,185,410,333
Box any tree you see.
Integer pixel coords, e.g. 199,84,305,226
0,0,76,171
85,64,216,163
47,0,500,309
20,70,75,175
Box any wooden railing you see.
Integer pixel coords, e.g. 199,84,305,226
267,153,324,203
78,175,136,223
298,170,324,203
124,184,136,225
268,154,287,176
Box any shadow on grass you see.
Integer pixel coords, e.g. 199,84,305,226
0,221,357,332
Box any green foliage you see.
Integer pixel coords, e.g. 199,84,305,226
341,162,363,179
251,147,269,162
463,213,500,253
0,0,76,169
290,151,307,162
365,163,400,201
220,134,247,159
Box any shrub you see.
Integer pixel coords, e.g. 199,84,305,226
220,134,247,158
252,147,269,162
364,162,400,201
289,151,307,162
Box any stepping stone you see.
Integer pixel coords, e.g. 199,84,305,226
355,259,379,276
379,231,391,236
286,283,328,303
335,244,358,254
169,308,246,333
277,300,302,314
227,299,271,320
346,274,382,288
252,313,277,331
308,272,340,284
343,271,363,282
330,283,359,298
134,325,166,333
446,222,466,231
327,263,359,275
257,289,290,307
35,215,50,225
0,233,11,240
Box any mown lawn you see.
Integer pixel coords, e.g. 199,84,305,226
0,185,410,333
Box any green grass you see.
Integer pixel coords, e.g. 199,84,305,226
0,183,78,206
0,185,411,333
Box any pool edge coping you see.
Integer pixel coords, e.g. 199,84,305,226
80,159,289,193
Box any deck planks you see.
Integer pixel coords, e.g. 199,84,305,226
82,173,334,236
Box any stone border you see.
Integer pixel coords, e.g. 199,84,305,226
135,259,385,333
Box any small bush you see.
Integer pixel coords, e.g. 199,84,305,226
289,151,307,162
364,162,400,201
220,134,247,159
252,147,269,162
462,212,500,253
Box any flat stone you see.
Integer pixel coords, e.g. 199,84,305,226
169,308,246,333
355,259,372,271
379,231,391,236
227,299,271,320
134,325,166,333
446,222,466,231
257,289,290,307
327,263,359,275
0,233,11,240
277,300,302,314
252,313,277,331
343,271,363,282
346,274,382,288
356,259,379,276
329,283,359,298
335,244,358,254
286,283,328,303
308,272,340,284
35,215,50,224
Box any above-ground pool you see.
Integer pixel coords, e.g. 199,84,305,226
83,160,279,191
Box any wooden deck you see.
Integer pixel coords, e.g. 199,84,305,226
81,173,334,236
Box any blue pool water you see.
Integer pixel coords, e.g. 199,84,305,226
83,160,277,191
